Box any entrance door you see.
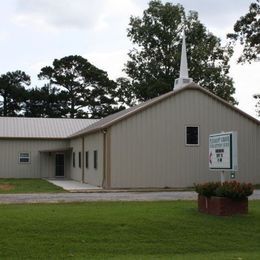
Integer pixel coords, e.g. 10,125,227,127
55,154,65,177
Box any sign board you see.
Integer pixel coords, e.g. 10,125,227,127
209,132,238,171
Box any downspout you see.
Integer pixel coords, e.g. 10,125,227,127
102,129,107,188
81,136,85,183
102,128,111,189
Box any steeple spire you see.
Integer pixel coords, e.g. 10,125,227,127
174,29,193,90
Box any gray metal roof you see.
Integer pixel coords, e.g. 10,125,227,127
0,117,99,139
1,84,259,140
70,83,260,138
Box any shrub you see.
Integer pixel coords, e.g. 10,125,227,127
215,181,254,200
194,182,220,197
195,181,254,199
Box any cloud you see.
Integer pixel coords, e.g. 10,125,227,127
0,31,8,42
14,0,142,31
230,46,260,119
15,0,106,30
85,50,128,80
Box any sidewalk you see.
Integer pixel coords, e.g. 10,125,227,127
47,179,102,191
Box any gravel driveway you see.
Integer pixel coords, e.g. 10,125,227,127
0,190,259,204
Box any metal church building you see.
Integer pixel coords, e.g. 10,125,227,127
0,33,259,188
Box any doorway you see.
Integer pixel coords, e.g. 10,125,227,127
55,154,65,177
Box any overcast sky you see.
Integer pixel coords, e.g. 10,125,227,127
0,0,259,118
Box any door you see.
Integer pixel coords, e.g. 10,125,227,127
55,154,65,177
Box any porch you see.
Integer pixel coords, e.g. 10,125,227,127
39,147,72,179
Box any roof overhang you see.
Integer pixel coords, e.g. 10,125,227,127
39,147,73,153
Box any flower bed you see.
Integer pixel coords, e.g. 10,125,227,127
195,181,253,216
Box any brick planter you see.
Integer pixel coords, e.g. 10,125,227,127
198,195,248,216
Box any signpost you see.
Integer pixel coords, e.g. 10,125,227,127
209,132,238,183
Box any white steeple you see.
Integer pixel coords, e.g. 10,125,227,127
174,29,193,90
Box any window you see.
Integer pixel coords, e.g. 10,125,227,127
19,152,30,163
186,126,199,145
73,152,75,168
94,150,98,169
79,152,81,168
85,151,89,168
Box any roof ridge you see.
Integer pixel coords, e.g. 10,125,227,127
69,83,259,138
0,117,98,120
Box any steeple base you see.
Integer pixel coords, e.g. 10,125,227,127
174,77,193,90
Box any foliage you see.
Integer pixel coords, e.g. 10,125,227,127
194,182,221,197
0,179,65,193
253,93,260,117
0,201,260,259
227,0,260,63
38,55,118,118
215,181,254,200
195,181,254,199
115,77,137,107
0,71,30,116
24,84,69,118
125,0,236,104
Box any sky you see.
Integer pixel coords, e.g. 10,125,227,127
0,0,259,118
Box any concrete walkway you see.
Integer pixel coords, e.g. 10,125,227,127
0,190,259,204
47,179,102,191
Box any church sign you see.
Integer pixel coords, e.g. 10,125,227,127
209,132,238,171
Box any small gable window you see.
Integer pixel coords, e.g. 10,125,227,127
186,126,199,145
19,152,30,163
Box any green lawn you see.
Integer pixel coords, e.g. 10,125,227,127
254,184,260,189
0,201,259,259
0,178,65,193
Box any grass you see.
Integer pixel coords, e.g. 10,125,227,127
0,201,259,259
254,184,260,189
0,178,65,193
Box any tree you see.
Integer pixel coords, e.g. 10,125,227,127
253,94,260,117
227,0,260,63
125,0,236,104
115,77,137,107
24,84,69,118
0,71,30,116
38,55,117,118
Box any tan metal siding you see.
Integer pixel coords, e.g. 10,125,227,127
83,132,103,187
0,139,69,178
110,89,259,188
69,138,82,181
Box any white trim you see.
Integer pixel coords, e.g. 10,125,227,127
185,125,200,146
18,152,31,164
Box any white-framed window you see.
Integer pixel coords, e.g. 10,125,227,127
19,152,31,163
185,126,199,146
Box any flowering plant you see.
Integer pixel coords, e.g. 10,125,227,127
194,182,220,197
195,181,254,200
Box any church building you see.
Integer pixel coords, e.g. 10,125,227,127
0,32,259,188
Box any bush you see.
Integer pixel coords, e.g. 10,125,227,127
194,182,220,197
215,181,254,200
195,181,254,200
